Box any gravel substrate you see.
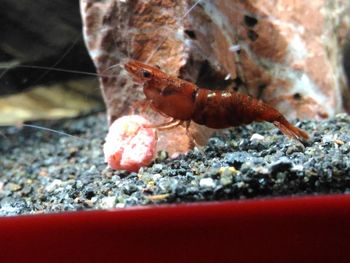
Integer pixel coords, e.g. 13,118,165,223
1,112,350,216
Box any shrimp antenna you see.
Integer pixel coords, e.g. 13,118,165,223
0,131,9,140
145,0,202,64
0,35,115,81
0,64,109,78
101,62,124,75
21,124,86,141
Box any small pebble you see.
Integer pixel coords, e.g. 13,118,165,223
199,178,215,188
250,133,265,141
5,183,22,192
45,179,62,193
99,196,117,209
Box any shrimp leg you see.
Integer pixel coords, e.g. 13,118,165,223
149,119,183,130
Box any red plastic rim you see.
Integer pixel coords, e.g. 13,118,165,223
1,194,350,263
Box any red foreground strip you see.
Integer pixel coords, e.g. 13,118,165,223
1,195,350,262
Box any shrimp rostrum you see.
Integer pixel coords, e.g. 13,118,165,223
124,60,309,141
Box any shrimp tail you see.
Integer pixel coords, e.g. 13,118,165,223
273,118,309,141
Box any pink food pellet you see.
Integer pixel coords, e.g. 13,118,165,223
103,115,157,172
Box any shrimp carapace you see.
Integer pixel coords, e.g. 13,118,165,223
124,60,309,141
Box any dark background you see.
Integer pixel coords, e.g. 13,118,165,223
0,0,95,95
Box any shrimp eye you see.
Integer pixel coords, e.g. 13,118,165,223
141,70,152,78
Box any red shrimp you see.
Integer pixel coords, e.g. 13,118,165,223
124,60,309,141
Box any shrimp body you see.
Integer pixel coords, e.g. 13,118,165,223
124,60,309,140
